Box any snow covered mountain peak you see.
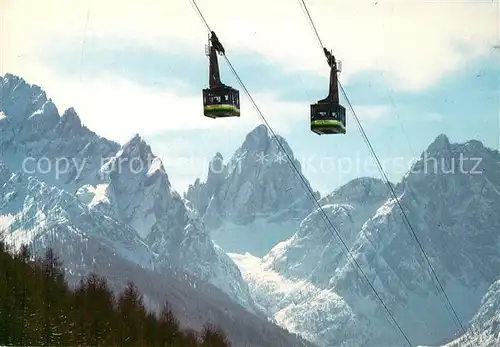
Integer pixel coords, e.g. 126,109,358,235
54,107,88,138
0,162,155,271
261,176,390,281
0,73,323,345
82,134,259,311
32,98,59,119
403,134,499,192
1,72,48,123
2,72,28,84
426,133,451,152
319,176,389,207
261,202,359,281
184,152,227,217
60,106,80,124
122,132,146,150
120,133,163,171
240,124,274,150
106,132,167,180
0,73,120,189
256,135,500,346
209,151,225,173
186,124,314,214
185,124,318,256
94,134,174,238
237,124,304,174
0,161,316,347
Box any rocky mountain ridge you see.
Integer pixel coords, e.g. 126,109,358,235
185,124,319,256
0,72,316,347
232,135,500,347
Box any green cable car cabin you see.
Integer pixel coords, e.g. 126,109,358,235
310,48,346,135
202,31,240,119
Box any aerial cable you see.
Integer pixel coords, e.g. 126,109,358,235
298,0,325,57
298,0,465,337
295,0,469,340
189,0,211,32
382,73,418,160
342,84,467,335
187,1,412,346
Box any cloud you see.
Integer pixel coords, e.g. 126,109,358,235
1,0,497,92
352,105,389,121
6,59,320,142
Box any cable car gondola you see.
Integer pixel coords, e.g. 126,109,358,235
310,48,346,135
202,31,240,119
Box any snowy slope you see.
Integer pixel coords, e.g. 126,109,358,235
248,135,500,347
0,162,155,273
0,73,119,190
5,71,500,347
185,124,319,256
0,163,316,347
0,72,321,346
85,134,258,312
229,178,391,347
231,252,374,347
0,72,258,313
263,177,390,285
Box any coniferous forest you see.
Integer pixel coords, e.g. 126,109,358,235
0,241,232,346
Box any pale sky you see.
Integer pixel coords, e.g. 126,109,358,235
1,0,499,194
